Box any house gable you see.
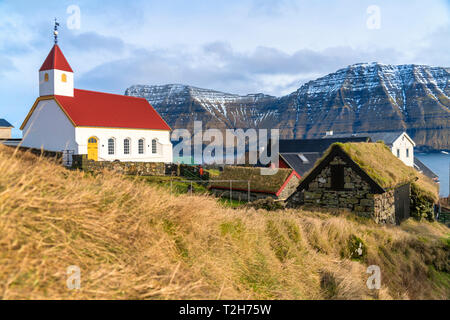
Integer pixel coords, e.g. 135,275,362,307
21,98,77,152
20,96,76,130
392,132,416,147
295,145,385,195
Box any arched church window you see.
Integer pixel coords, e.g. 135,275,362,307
138,139,145,154
44,73,49,82
152,139,157,154
62,73,67,83
124,138,131,155
108,138,115,155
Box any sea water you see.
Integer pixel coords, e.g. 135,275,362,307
416,152,450,197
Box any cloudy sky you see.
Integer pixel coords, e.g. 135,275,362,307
1,0,450,136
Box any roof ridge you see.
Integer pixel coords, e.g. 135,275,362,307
72,88,147,101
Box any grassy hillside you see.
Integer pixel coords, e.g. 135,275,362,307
0,146,448,300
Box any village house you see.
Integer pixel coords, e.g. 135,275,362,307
287,142,438,224
20,34,173,163
209,167,300,202
0,119,13,139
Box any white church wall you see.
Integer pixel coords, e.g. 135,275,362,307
21,99,77,152
75,127,173,163
39,70,74,97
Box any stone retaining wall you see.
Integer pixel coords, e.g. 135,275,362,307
73,155,165,176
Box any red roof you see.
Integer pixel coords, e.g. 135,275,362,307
39,45,73,72
52,89,171,130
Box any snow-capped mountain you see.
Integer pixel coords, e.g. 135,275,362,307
125,63,450,150
125,84,278,132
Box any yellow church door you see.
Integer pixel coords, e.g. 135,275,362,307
87,137,98,161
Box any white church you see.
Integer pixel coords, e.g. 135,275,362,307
21,30,173,163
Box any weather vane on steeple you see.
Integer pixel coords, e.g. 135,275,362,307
54,18,60,44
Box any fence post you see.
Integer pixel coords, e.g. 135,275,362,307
230,180,232,204
248,181,250,203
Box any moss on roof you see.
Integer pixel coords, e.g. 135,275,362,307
209,166,293,194
335,142,438,201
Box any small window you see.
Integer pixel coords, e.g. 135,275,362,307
152,139,157,154
88,137,97,143
124,138,130,155
108,138,115,155
397,149,400,158
330,165,345,190
138,139,145,154
61,73,67,83
44,73,49,82
406,148,409,158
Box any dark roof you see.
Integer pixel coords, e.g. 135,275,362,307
280,152,321,177
275,137,371,154
323,131,406,146
0,119,13,128
414,158,439,180
366,132,406,145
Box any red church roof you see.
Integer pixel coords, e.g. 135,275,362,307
22,89,171,131
39,44,73,72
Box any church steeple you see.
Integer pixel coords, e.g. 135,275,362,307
39,20,74,97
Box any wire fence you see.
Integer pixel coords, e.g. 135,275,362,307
169,179,251,203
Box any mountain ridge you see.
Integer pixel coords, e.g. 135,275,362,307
125,62,450,150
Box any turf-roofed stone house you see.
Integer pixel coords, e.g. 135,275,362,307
209,167,300,202
287,143,438,224
20,44,173,163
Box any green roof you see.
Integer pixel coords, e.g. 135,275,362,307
210,166,294,194
333,142,438,201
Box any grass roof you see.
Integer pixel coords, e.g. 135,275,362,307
210,166,293,194
335,142,439,201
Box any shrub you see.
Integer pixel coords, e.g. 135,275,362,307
249,197,284,211
345,235,367,261
410,183,435,221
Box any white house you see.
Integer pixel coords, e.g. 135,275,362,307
368,132,415,167
21,43,173,163
0,119,13,139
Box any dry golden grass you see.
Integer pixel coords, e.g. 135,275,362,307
0,145,448,300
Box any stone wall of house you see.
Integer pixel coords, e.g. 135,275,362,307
288,155,396,224
278,175,301,200
373,190,396,224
